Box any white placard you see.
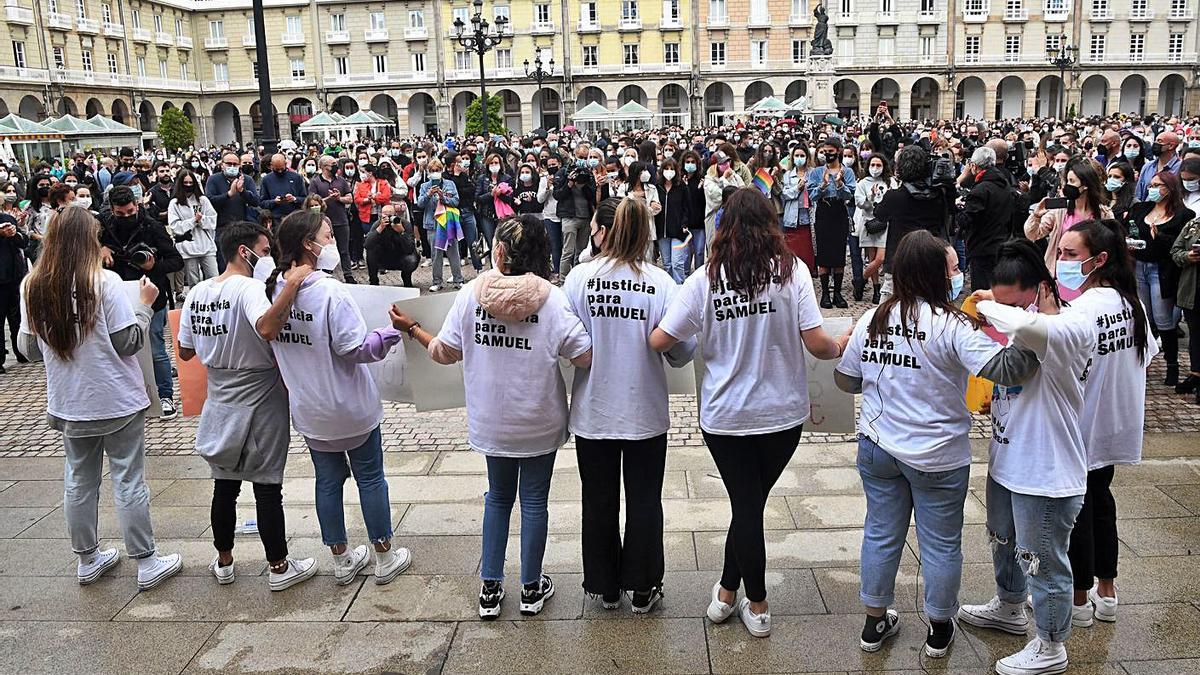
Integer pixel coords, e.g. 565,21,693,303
802,316,854,434
394,292,467,411
343,284,421,402
119,280,161,418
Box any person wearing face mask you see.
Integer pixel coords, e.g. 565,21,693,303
447,152,483,272
73,185,96,214
20,173,53,263
806,138,857,309
677,150,708,274
365,202,419,287
300,159,319,186
655,158,692,284
1135,132,1182,202
0,194,27,374
416,158,465,293
1104,161,1137,224
854,153,897,302
98,185,185,418
1179,156,1200,214
207,153,262,272
260,154,306,221
167,169,219,287
841,145,869,300
703,142,751,247
553,144,598,275
958,146,1016,292
1025,157,1112,271
177,222,318,591
1172,204,1200,404
309,156,356,281
538,156,563,282
780,145,816,275
835,230,1041,659
1127,171,1193,386
263,210,414,587
513,162,543,216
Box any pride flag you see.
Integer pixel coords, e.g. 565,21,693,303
433,203,463,251
752,167,775,196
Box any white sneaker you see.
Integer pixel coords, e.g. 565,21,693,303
269,557,318,591
1071,600,1095,627
77,548,120,585
421,259,431,268
159,398,177,419
332,545,370,586
995,637,1068,675
209,556,235,585
428,284,442,293
1088,587,1118,622
958,595,1029,635
706,583,736,624
373,546,412,585
137,553,183,591
738,597,771,638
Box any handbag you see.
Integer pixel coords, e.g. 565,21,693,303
864,217,888,235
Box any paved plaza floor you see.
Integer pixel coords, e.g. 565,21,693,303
1,264,1198,674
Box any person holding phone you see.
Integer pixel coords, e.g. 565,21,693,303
167,169,219,287
0,210,26,374
416,158,464,292
1024,157,1112,270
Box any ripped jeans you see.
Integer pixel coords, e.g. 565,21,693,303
986,476,1084,643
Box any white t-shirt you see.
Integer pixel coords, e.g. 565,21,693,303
563,258,679,440
1062,287,1158,470
837,303,1002,472
988,310,1094,498
178,275,275,371
19,270,150,421
657,261,824,435
269,273,383,442
436,280,592,457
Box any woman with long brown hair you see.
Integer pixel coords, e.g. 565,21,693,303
650,188,847,638
18,206,182,590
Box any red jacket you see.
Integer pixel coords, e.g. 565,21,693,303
353,178,392,223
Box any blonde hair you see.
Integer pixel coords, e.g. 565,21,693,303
427,158,444,172
601,197,650,271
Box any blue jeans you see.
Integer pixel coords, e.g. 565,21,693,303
686,228,705,274
308,427,393,546
545,218,563,274
986,476,1084,643
955,237,970,273
848,234,864,283
481,451,557,585
657,238,687,284
1134,259,1180,330
459,210,483,270
857,437,970,621
149,307,172,400
478,214,496,248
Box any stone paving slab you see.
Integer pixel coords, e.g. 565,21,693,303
0,620,218,675
2,576,140,621
0,506,54,538
115,575,364,622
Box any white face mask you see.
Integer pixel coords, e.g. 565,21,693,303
621,156,635,167
344,168,356,177
520,172,533,182
1053,161,1067,172
248,250,276,281
639,171,651,184
73,196,92,208
309,242,340,271
489,164,500,174
869,166,883,178
607,171,619,181
662,169,676,181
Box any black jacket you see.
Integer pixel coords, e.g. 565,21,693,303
146,182,172,226
656,181,692,240
449,170,476,213
959,167,1015,258
98,208,183,312
0,213,27,285
552,166,596,220
875,180,951,272
683,173,705,230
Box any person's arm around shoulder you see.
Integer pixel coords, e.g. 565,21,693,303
254,263,314,341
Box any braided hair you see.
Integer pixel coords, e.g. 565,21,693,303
265,210,324,299
991,237,1065,309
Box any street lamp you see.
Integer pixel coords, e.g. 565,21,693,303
454,0,509,136
251,0,277,152
1047,43,1078,120
524,52,554,128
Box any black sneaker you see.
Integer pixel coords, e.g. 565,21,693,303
860,609,900,652
925,618,955,658
852,278,866,301
520,575,555,616
478,580,504,620
631,586,664,614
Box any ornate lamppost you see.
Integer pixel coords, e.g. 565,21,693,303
454,0,509,136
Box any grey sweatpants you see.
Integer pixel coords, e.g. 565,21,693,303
62,412,157,559
560,217,591,277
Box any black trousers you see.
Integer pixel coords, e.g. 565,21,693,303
703,424,803,603
0,281,19,363
576,434,668,596
1067,466,1118,590
1185,308,1200,374
349,218,366,264
969,254,997,291
211,479,288,563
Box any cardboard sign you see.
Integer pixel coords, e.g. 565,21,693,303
119,280,161,418
168,308,208,417
343,284,421,402
802,316,854,434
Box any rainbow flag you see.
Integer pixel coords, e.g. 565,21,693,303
433,204,463,251
752,167,775,196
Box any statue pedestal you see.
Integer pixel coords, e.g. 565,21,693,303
805,57,839,117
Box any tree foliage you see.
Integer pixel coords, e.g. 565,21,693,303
464,95,506,136
158,108,195,152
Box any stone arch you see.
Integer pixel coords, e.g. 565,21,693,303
576,86,607,110
745,81,774,106
617,84,648,108
1118,75,1147,116
1159,74,1186,117
111,98,130,124
161,100,176,114
211,101,241,145
704,82,733,121
492,89,522,133
451,91,476,135
656,83,688,126
85,97,105,118
996,76,1025,119
56,97,79,116
182,102,197,122
833,79,859,118
407,92,436,135
870,78,900,111
0,99,8,117
532,88,561,130
956,76,985,119
330,95,359,116
138,99,157,132
1080,75,1108,117
910,77,939,120
1035,75,1064,118
288,97,314,126
18,95,44,120
369,94,397,137
785,80,808,105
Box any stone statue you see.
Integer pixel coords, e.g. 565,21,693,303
810,3,833,56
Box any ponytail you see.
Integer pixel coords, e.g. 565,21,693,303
266,210,324,299
991,238,1065,308
1068,218,1149,361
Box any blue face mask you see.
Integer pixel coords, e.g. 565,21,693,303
684,162,697,173
587,158,600,168
1147,186,1164,202
948,272,964,301
1056,256,1095,291
1124,148,1140,160
1026,165,1036,177
1190,140,1200,149
1104,177,1124,192
130,185,143,200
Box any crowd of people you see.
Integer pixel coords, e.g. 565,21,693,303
7,106,1200,675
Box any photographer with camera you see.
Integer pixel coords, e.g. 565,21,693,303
957,145,1016,290
873,146,953,301
553,143,598,276
365,202,419,288
99,185,184,419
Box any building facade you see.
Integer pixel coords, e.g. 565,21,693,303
0,0,1196,145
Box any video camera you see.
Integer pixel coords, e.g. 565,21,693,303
929,150,957,187
112,241,156,268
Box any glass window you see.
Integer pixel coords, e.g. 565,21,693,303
665,42,679,64
180,62,188,79
76,0,85,17
412,52,427,71
1004,34,1021,61
878,37,895,57
53,46,65,70
137,55,146,76
621,0,639,20
495,48,511,69
455,51,470,70
1045,33,1062,52
664,0,680,19
582,45,598,66
101,3,111,22
964,35,981,61
209,20,224,38
330,13,344,31
582,2,597,21
494,5,509,21
623,43,639,65
709,0,727,19
107,52,117,73
751,39,767,65
175,17,183,35
408,10,422,28
1168,32,1184,59
131,9,139,27
334,56,349,75
710,41,726,64
536,3,551,22
153,13,162,32
1129,33,1144,61
285,15,301,34
81,49,92,71
1089,33,1105,59
374,54,388,73
453,7,469,24
792,38,806,62
158,59,168,78
290,58,305,79
213,62,228,81
12,42,25,69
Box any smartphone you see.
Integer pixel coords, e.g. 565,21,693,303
1044,197,1070,210
1192,242,1200,253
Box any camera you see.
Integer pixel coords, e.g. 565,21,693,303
929,151,957,187
115,242,156,267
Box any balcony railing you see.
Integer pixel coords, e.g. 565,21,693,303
131,26,151,41
76,16,99,32
155,31,174,45
402,26,426,39
324,29,348,43
3,5,33,24
323,71,433,86
1078,51,1196,64
1043,5,1069,20
833,10,857,23
204,36,228,49
47,11,72,29
962,6,990,21
618,17,641,30
281,31,305,45
876,9,899,22
748,12,770,26
708,13,728,26
102,20,123,36
0,65,50,83
1003,7,1028,20
1089,7,1113,19
788,12,808,24
366,28,390,41
578,19,600,32
660,17,683,29
1128,6,1153,19
917,8,947,21
242,34,256,47
176,35,192,48
530,20,555,33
